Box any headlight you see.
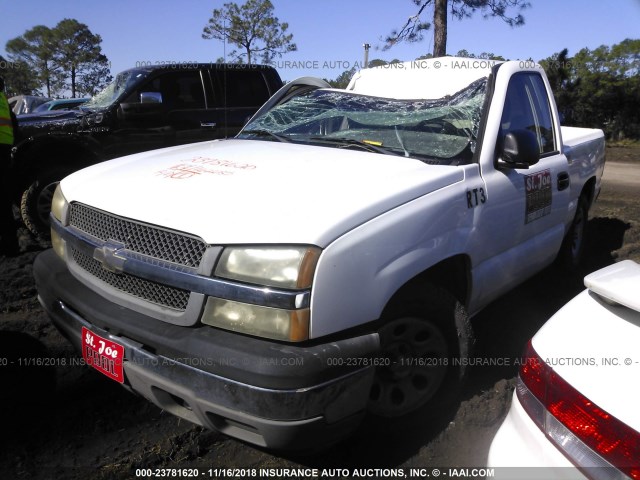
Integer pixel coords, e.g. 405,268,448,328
51,183,68,222
51,184,69,259
215,246,321,289
201,298,309,342
51,229,66,259
205,245,321,341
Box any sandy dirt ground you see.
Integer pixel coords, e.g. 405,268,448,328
0,145,638,480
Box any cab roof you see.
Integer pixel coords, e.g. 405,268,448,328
346,56,503,100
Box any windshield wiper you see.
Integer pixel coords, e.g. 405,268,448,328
240,129,292,143
309,137,402,156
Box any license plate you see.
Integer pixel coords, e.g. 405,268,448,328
81,327,125,383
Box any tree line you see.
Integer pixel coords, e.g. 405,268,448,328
1,1,637,141
1,19,112,98
541,39,640,141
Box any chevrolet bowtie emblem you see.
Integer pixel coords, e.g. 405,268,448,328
93,240,127,274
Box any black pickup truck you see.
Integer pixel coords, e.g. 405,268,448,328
11,63,282,238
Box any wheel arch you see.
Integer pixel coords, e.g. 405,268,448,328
379,254,475,365
381,254,472,317
580,176,597,209
368,255,473,417
12,136,102,239
12,136,101,194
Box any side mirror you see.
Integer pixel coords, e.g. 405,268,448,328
497,129,540,169
140,92,163,104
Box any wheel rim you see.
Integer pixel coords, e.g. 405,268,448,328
369,316,449,417
37,181,60,226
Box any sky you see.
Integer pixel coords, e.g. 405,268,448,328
2,0,639,87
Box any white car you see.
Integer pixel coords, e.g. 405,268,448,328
488,260,640,479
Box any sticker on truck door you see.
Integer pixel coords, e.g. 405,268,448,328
525,169,552,224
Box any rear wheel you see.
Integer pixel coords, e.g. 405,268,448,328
369,285,467,417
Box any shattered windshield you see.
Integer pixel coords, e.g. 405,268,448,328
82,69,148,110
239,78,487,164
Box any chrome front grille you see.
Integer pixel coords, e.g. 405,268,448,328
71,248,191,310
67,202,207,313
69,203,206,268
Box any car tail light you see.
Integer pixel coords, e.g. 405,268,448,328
518,341,640,480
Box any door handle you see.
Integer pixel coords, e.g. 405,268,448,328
557,172,570,191
200,122,217,128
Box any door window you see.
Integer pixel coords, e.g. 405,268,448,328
215,70,269,107
500,73,557,155
127,71,206,110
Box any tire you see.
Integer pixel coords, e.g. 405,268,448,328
20,172,66,241
368,284,469,418
557,195,588,269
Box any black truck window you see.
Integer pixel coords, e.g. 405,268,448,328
129,71,206,110
501,73,557,155
216,70,270,108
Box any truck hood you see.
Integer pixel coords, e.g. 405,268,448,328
17,109,82,132
60,139,463,246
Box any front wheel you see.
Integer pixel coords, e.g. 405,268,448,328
20,172,66,241
369,285,468,418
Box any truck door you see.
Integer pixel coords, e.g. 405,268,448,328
156,69,220,145
471,71,571,308
112,69,216,157
207,68,273,138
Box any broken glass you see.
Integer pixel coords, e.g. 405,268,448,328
82,70,149,110
239,78,488,165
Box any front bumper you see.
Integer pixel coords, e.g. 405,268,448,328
35,249,378,450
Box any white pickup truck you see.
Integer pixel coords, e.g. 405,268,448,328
34,57,605,450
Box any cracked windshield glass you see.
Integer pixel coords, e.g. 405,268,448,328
240,78,487,164
82,70,149,110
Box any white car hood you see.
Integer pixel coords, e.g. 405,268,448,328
60,139,463,246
